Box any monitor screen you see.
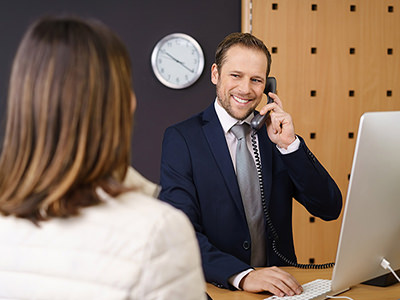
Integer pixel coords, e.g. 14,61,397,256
331,111,400,293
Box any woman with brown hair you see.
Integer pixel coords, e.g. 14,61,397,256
0,16,205,299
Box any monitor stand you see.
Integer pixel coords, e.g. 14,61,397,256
362,269,400,287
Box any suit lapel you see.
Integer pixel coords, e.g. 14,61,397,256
201,104,245,214
200,104,274,216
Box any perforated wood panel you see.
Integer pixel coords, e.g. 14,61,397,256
242,0,400,264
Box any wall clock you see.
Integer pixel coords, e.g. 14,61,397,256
151,33,205,89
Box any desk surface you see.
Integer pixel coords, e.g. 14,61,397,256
206,267,400,300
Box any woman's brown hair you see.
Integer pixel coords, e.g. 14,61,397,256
0,16,133,222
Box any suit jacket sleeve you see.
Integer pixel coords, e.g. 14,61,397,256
280,136,342,220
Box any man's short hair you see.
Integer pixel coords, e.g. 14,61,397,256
215,32,272,76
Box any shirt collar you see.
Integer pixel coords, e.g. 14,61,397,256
214,98,254,133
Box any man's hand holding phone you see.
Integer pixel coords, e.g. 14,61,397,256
259,92,296,149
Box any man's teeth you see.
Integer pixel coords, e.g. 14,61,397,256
233,95,249,104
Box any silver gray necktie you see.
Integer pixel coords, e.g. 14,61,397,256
230,123,266,266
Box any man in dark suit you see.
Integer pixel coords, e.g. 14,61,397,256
159,32,342,297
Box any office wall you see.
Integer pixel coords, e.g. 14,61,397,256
0,0,241,182
244,0,400,263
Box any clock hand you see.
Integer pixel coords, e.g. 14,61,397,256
162,50,195,73
179,63,195,73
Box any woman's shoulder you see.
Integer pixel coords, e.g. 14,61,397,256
92,188,191,234
122,166,160,198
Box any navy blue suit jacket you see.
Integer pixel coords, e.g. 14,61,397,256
159,103,342,289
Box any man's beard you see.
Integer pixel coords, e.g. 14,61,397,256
216,85,254,121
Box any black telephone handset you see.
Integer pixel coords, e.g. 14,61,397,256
250,76,277,131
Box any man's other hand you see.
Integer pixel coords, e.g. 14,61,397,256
239,267,303,297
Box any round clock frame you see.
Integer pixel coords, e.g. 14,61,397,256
151,33,205,89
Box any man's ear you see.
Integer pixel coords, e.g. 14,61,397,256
211,63,219,85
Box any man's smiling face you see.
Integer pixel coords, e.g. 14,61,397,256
211,45,268,120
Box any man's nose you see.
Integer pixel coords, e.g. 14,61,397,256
238,79,251,94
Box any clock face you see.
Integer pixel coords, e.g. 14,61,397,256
151,33,205,89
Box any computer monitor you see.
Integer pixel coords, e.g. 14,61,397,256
330,111,400,294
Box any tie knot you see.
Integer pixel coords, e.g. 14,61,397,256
230,123,251,140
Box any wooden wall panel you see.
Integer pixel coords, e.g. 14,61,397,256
242,0,400,264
